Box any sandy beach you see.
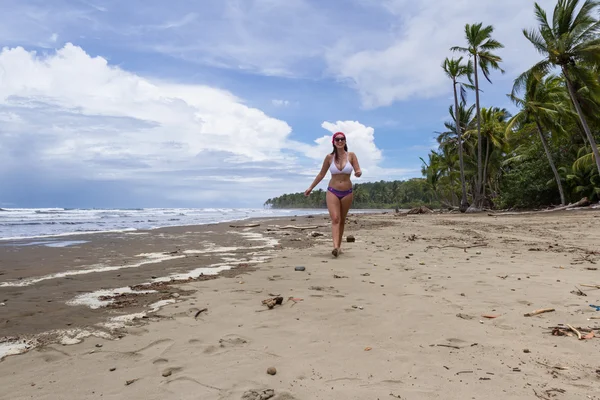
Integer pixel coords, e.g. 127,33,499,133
1,210,600,399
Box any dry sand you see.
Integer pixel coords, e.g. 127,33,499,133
1,211,600,399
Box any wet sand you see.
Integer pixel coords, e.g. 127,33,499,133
1,210,600,399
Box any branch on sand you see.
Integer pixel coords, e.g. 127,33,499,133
425,243,488,252
491,197,591,216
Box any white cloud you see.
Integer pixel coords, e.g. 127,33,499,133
327,0,557,108
0,0,560,108
0,44,401,205
0,44,291,168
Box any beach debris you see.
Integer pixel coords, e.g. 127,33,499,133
481,314,500,319
0,303,5,307
333,274,348,279
570,287,587,296
276,225,322,230
549,325,596,339
533,388,566,400
361,273,370,277
262,297,284,309
310,231,324,237
110,368,116,372
425,243,488,252
566,324,582,339
229,223,260,228
125,379,138,386
535,361,569,370
406,206,433,215
524,308,555,317
590,304,600,311
194,308,208,319
294,266,306,272
95,344,103,348
456,313,475,320
407,234,417,241
523,349,530,353
266,367,277,375
364,347,372,351
347,235,356,243
241,389,275,400
162,369,172,377
352,305,364,310
580,284,600,289
288,297,303,306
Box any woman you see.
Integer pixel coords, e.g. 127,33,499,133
304,132,362,257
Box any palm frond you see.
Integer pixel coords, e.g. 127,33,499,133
572,151,596,171
523,28,550,55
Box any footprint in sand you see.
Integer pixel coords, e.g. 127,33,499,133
116,338,174,361
204,334,250,355
35,346,71,363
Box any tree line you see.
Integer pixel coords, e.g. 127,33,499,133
267,0,600,211
427,0,600,211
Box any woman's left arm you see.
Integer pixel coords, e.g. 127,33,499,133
350,152,362,177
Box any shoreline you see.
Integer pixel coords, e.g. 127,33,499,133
1,211,599,399
0,211,348,361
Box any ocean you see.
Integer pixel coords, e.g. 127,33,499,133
0,207,332,240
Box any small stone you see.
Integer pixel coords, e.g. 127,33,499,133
95,344,103,348
172,293,180,298
110,368,116,372
523,349,530,353
267,367,277,375
162,370,172,377
0,303,5,307
347,235,356,243
476,251,481,255
460,293,466,297
294,266,306,271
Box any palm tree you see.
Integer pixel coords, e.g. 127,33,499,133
519,0,600,177
479,107,510,203
507,73,571,204
442,57,474,212
451,23,505,208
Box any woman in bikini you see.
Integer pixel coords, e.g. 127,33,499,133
304,132,362,257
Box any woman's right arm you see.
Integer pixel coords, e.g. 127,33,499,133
305,155,331,196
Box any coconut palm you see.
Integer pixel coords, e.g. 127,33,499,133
518,0,600,177
451,23,505,208
442,57,475,212
507,73,572,204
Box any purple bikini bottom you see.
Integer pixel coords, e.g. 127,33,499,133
328,186,353,199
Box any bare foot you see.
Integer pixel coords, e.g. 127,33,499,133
332,248,339,258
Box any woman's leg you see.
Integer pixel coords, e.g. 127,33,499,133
326,191,342,254
338,193,354,248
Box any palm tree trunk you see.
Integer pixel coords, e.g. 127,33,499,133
482,137,490,204
473,54,483,208
562,66,600,177
453,80,469,212
535,120,566,205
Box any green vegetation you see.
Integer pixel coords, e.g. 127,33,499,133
267,0,600,210
264,179,436,210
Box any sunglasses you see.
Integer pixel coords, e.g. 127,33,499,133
334,137,346,142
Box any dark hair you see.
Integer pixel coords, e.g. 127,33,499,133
331,143,348,162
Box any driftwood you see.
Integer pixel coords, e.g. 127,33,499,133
275,225,324,230
425,243,488,252
229,223,260,228
566,324,582,340
492,197,591,216
524,308,555,317
580,284,600,289
407,206,433,215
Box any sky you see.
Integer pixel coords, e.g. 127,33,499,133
0,0,558,208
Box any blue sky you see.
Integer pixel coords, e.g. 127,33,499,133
0,0,556,208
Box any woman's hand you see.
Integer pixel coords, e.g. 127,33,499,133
304,188,312,196
355,170,362,178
